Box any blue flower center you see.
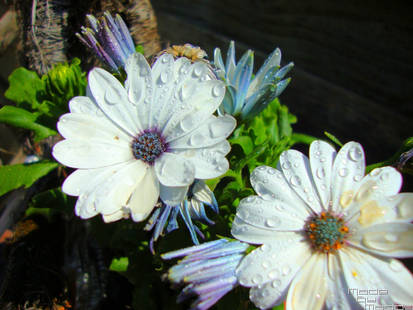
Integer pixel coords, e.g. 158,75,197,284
306,212,349,253
132,130,167,164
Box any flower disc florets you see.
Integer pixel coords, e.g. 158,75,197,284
132,129,168,164
306,211,349,253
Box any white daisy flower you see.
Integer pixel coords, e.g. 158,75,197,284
231,140,413,310
52,52,236,223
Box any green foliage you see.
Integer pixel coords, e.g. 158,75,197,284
135,45,144,54
110,257,129,272
324,131,343,147
0,106,57,141
2,58,86,139
0,161,58,197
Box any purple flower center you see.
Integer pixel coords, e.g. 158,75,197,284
132,129,167,164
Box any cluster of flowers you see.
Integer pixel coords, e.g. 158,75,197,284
53,12,413,310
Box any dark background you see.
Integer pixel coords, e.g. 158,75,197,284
151,0,413,165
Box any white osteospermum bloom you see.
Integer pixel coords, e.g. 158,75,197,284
53,53,236,223
231,140,413,310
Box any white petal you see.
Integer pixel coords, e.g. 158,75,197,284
331,142,365,213
57,113,130,145
159,184,188,206
235,195,305,231
102,209,129,223
69,96,103,116
53,139,132,169
192,180,214,204
149,54,176,128
309,140,337,208
154,152,195,186
285,253,328,310
168,115,236,149
231,216,294,244
348,222,413,258
162,80,225,140
127,168,160,221
339,248,413,307
88,68,141,136
345,168,406,229
236,235,309,288
93,160,147,214
279,150,323,213
124,52,152,129
173,144,230,179
250,166,311,218
325,254,363,310
62,167,108,196
155,58,205,130
72,163,132,218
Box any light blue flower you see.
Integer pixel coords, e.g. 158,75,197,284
214,41,294,119
162,239,249,310
145,180,218,253
76,11,135,72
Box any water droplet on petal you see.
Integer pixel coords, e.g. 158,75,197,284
282,161,291,170
160,71,169,84
189,133,204,146
271,279,281,288
338,168,349,177
193,64,203,77
260,244,272,252
262,261,270,269
316,167,326,179
161,56,169,63
290,175,301,187
265,218,279,228
380,171,390,181
105,88,123,105
212,84,224,97
389,260,402,272
282,266,291,275
353,175,362,182
370,168,381,176
348,146,363,162
252,274,263,284
268,269,279,279
384,233,398,242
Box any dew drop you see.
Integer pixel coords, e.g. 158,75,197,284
380,171,390,181
193,64,203,77
267,168,276,175
290,175,301,187
252,274,263,284
159,71,169,84
389,260,402,272
316,167,326,179
281,266,291,276
104,88,123,105
384,233,398,242
271,279,281,288
338,168,349,177
161,56,169,63
353,175,362,182
370,168,381,176
320,157,326,163
348,146,363,162
265,218,279,228
262,261,270,269
212,84,224,97
260,244,272,252
189,133,204,146
268,269,279,279
282,161,291,170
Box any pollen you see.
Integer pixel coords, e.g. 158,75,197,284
132,129,167,165
305,211,349,254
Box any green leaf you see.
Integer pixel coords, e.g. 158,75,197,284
0,106,57,141
0,161,59,197
230,136,254,155
109,257,129,272
5,67,46,111
324,131,343,147
135,45,144,54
